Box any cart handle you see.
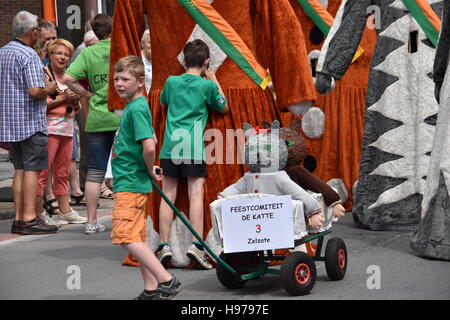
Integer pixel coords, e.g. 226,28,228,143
151,179,241,278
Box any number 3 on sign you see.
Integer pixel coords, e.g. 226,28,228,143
256,225,261,233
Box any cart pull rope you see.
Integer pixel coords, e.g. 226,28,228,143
151,179,240,277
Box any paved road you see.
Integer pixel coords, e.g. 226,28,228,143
0,155,12,181
1,212,449,300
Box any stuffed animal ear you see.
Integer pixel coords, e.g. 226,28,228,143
243,122,254,136
271,120,281,130
262,120,271,129
243,122,253,131
290,116,302,133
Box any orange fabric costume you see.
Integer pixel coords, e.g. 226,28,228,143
109,0,317,266
281,0,377,210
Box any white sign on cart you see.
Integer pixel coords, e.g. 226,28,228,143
221,195,294,253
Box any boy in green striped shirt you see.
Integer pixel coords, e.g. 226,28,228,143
112,56,181,300
157,39,229,269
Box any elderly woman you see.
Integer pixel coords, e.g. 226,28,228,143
36,39,87,226
140,29,152,94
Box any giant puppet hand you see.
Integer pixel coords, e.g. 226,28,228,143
309,213,325,229
315,72,336,94
331,203,346,219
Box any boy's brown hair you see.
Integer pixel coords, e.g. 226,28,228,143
114,55,145,80
91,13,112,40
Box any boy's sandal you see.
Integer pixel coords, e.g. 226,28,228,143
100,187,113,199
70,194,86,206
153,276,182,300
43,199,61,216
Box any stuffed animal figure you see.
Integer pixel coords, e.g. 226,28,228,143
286,0,377,211
219,120,324,230
263,118,345,220
315,0,443,231
109,0,318,268
411,0,450,261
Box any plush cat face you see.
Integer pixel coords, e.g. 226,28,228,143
243,120,288,173
263,117,306,167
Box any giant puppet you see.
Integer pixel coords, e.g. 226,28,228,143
411,0,450,261
109,0,317,267
315,0,443,231
287,0,377,210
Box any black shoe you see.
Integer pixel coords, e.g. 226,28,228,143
11,218,58,235
43,198,60,216
133,290,157,300
11,220,21,234
153,276,182,300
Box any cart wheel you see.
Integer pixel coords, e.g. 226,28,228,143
325,238,347,280
216,252,257,289
280,252,316,296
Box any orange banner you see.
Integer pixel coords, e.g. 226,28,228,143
42,0,56,24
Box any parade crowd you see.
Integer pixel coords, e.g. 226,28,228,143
0,10,232,300
0,12,149,235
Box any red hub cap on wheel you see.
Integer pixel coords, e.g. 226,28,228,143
338,249,346,269
295,263,311,285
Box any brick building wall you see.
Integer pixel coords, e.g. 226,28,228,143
0,1,43,47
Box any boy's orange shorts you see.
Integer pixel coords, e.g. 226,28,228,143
111,192,148,245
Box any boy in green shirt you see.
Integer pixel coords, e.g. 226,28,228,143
64,14,120,235
158,39,229,270
111,55,182,300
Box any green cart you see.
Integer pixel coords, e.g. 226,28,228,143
215,231,347,296
153,180,347,296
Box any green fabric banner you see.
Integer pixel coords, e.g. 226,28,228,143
402,0,440,47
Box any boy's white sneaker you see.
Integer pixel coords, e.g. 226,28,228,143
157,245,173,268
85,222,106,234
186,244,213,270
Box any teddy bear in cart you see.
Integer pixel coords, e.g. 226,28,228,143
210,120,348,295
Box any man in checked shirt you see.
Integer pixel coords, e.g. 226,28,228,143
0,11,59,235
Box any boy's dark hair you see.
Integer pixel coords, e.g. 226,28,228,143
183,39,210,69
91,14,112,40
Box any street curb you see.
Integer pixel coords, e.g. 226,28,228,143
0,210,15,221
0,208,112,223
0,204,114,221
0,209,113,249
